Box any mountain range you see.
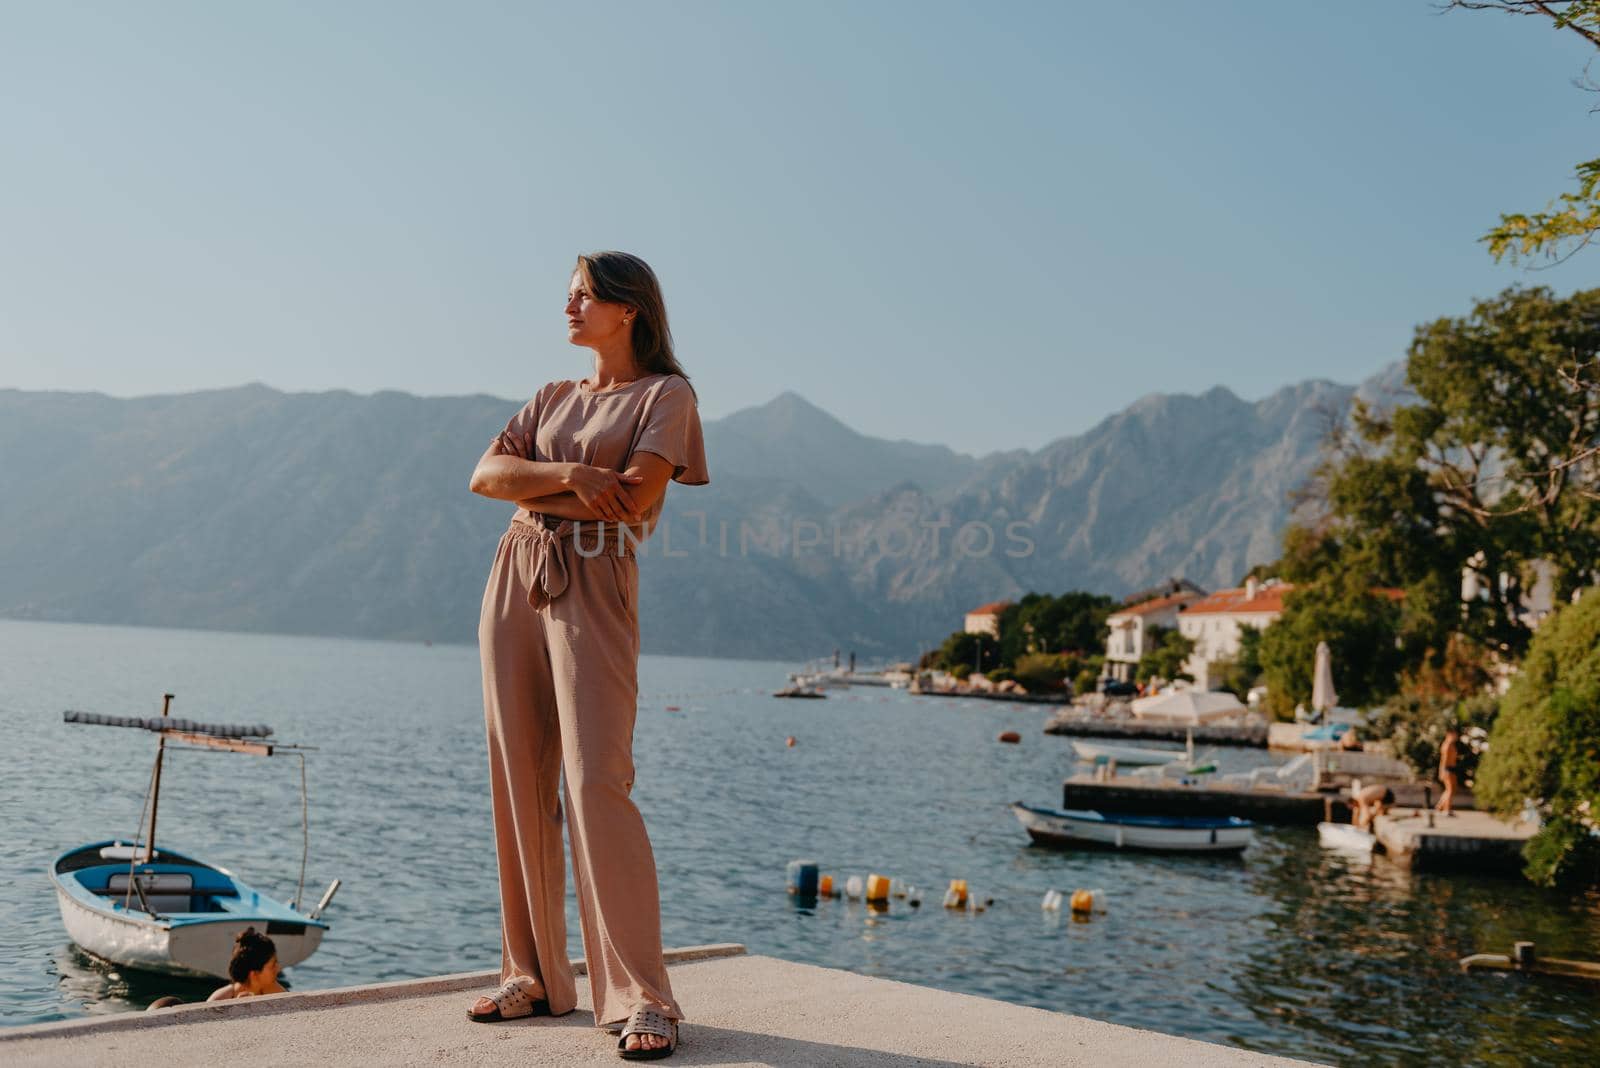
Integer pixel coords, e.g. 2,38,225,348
0,364,1408,660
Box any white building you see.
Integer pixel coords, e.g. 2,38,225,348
1178,578,1292,690
963,601,1011,638
1103,590,1205,683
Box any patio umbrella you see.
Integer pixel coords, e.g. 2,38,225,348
1128,689,1248,724
1311,640,1338,714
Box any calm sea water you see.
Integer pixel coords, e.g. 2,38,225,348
2,619,1597,1065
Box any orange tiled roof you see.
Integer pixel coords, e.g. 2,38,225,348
1107,591,1202,618
1181,584,1295,616
966,601,1013,616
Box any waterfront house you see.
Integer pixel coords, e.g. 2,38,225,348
963,601,1012,638
1177,578,1291,690
1103,586,1207,683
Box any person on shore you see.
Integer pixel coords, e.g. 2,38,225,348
1436,725,1460,816
467,251,709,1060
206,927,284,1001
1338,726,1363,752
1348,778,1395,830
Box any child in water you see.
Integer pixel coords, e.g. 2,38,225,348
207,926,285,1001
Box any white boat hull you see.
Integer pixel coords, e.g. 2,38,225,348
55,884,326,978
1317,822,1377,854
51,841,329,979
1012,803,1253,853
1072,740,1187,767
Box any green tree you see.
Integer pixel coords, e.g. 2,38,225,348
1012,652,1076,693
926,630,993,674
996,591,1117,665
1135,625,1195,684
1210,624,1264,700
1446,2,1600,262
1258,581,1407,719
1368,634,1501,779
1475,588,1600,887
1282,286,1600,676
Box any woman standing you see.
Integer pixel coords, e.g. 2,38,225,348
467,251,709,1060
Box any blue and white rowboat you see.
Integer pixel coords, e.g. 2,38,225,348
53,699,339,979
51,840,329,979
1011,802,1254,853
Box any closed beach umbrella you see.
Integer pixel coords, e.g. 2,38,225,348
1311,641,1338,713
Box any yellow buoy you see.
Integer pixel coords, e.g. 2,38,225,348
943,879,969,909
866,873,891,902
1070,889,1094,914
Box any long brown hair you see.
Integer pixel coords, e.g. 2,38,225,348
574,251,696,398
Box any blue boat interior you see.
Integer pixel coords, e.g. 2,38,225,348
53,841,325,929
70,863,240,915
1020,803,1252,830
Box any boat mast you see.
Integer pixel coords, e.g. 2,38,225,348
143,693,174,863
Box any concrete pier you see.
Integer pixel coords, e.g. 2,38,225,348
1,943,1308,1066
1373,808,1535,873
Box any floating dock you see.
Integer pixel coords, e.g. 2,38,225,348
1059,777,1456,826
1061,776,1346,824
0,943,1309,1067
1372,808,1534,873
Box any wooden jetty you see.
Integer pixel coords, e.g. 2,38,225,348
1372,808,1533,873
1059,777,1450,826
1461,941,1600,982
1061,776,1348,824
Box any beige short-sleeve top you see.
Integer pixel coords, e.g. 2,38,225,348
492,372,710,542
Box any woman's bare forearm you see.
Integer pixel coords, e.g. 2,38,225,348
517,492,604,521
470,457,576,501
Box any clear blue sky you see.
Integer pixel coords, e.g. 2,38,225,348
2,0,1596,454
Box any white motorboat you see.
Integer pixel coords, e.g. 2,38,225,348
1317,822,1377,854
1071,740,1190,767
1011,802,1254,853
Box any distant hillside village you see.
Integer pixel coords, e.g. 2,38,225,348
923,564,1562,715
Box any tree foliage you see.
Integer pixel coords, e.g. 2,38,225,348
1209,623,1265,700
1282,286,1600,680
995,591,1118,665
923,590,1116,680
1368,634,1500,779
1474,588,1600,887
1134,625,1196,684
1446,2,1600,262
1259,581,1408,718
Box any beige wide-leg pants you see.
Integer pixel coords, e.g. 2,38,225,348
479,519,683,1030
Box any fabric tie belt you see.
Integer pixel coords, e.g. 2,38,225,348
505,520,637,610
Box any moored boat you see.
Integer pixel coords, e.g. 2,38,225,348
1317,821,1377,854
51,840,329,979
1011,801,1253,853
51,697,339,979
1071,740,1189,767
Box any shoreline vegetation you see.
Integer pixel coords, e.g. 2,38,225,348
914,286,1600,890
